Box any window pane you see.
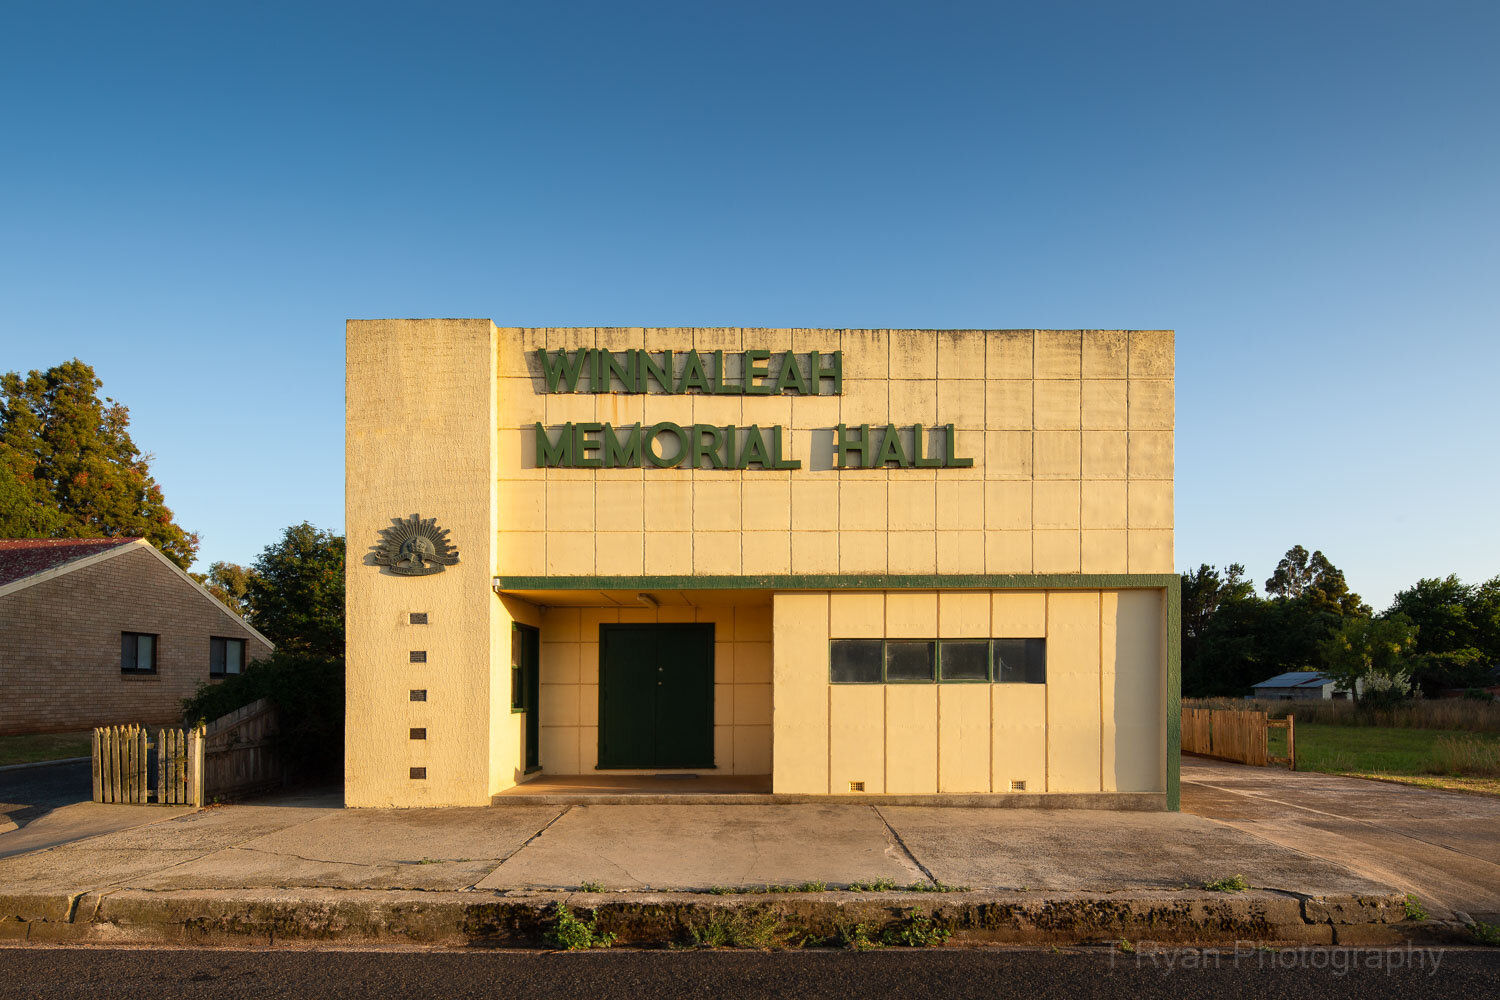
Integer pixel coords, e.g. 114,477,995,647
210,637,225,674
1023,638,1046,683
885,641,935,682
940,640,989,681
136,634,154,670
994,638,1046,683
830,640,882,683
227,639,244,674
121,633,135,670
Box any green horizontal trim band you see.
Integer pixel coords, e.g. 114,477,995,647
493,573,1177,591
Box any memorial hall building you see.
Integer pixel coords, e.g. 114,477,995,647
345,321,1178,809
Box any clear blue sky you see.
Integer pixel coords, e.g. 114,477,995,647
2,2,1495,608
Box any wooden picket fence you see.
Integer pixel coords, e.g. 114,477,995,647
92,724,203,805
91,698,284,805
1182,708,1295,770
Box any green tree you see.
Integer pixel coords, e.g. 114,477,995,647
192,561,260,618
1319,615,1419,708
1265,545,1369,616
244,523,345,658
0,358,198,567
1387,575,1500,694
0,459,64,536
1181,563,1268,696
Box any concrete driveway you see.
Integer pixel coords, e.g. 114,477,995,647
1182,755,1500,922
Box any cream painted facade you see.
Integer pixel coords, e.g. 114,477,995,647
345,322,1178,808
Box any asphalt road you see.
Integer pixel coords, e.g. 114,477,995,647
0,760,91,817
0,947,1493,999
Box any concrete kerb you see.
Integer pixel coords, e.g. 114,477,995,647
0,887,1463,949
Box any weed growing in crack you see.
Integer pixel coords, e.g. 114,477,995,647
1403,894,1429,921
578,880,606,893
835,921,882,950
905,880,969,893
848,878,897,892
689,908,807,949
881,913,950,947
546,902,615,950
1471,920,1500,946
1201,874,1249,893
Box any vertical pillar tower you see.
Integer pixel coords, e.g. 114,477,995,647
345,319,499,806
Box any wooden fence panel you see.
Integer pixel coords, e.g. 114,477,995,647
202,698,282,801
1182,708,1288,769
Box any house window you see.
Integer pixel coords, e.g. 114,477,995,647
121,632,158,674
209,637,246,678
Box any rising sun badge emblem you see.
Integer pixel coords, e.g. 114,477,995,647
372,514,460,576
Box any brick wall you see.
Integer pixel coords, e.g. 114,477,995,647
0,546,274,735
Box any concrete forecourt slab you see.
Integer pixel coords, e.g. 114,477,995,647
0,788,1441,949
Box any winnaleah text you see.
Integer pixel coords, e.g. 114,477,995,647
537,349,841,395
532,349,972,471
535,423,973,471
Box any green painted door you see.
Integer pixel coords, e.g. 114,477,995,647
598,624,714,769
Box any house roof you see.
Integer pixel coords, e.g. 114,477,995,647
0,537,273,649
0,537,140,587
1252,671,1332,689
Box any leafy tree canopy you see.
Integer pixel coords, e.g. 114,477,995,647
1265,544,1369,616
1319,615,1418,708
0,358,198,567
1386,574,1500,694
244,523,345,659
191,561,260,618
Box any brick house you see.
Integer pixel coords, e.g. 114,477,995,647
0,538,273,735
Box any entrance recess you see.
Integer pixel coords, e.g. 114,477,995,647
598,623,714,769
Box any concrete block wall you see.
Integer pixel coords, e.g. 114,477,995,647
494,328,1173,577
772,589,1166,796
533,602,772,775
0,545,271,735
